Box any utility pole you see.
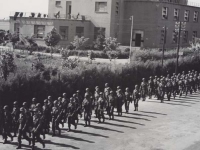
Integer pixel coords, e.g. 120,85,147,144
161,26,167,75
129,16,134,63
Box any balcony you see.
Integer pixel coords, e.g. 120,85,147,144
9,12,91,21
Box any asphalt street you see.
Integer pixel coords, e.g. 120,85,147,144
1,92,200,150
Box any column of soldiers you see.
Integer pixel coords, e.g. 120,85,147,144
1,70,200,149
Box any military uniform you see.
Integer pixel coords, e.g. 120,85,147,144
11,103,20,137
116,90,124,116
140,80,148,101
124,88,132,113
67,100,77,132
94,88,100,118
51,102,60,136
43,101,51,133
97,95,105,123
132,86,140,111
165,79,172,101
108,92,115,120
31,109,45,150
158,81,165,103
16,108,31,149
148,78,154,99
82,96,91,127
2,106,13,144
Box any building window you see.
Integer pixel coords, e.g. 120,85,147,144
192,31,197,42
116,2,119,15
183,31,188,43
194,11,199,22
34,25,45,38
162,7,168,19
55,1,61,7
172,30,178,44
95,2,107,13
174,9,179,21
76,27,84,38
94,27,106,40
59,26,68,40
184,10,190,22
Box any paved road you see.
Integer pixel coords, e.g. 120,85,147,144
1,92,200,150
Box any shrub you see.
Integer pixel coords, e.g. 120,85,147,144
71,36,89,50
104,37,120,51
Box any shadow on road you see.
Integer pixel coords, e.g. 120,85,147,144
90,120,137,129
66,129,109,138
112,118,145,126
146,100,191,107
79,123,124,133
119,115,151,121
139,111,167,115
123,112,157,118
45,139,80,149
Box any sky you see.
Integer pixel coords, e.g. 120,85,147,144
0,0,200,19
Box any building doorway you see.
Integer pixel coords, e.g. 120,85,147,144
66,1,72,19
135,33,142,47
133,30,144,47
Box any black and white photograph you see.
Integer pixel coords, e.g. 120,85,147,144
1,0,200,150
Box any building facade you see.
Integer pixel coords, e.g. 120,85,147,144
9,0,200,48
0,20,10,31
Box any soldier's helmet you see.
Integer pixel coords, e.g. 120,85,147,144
63,93,67,97
142,78,145,81
36,103,41,108
33,108,38,113
70,97,73,101
86,88,89,92
95,86,99,89
58,97,62,101
13,101,18,105
149,76,152,79
44,99,48,103
125,87,129,91
73,94,76,97
155,76,157,78
48,96,51,99
85,93,89,98
23,102,27,107
117,86,120,89
182,71,185,74
135,85,138,88
110,91,113,94
99,92,103,95
3,105,8,110
76,90,80,93
20,107,24,112
32,98,36,102
105,83,108,87
53,100,57,105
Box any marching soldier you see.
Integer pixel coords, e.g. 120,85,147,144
97,92,105,123
85,88,93,115
11,101,20,137
47,96,53,109
31,108,45,150
94,86,100,118
82,94,91,127
165,79,172,101
148,76,154,99
184,77,190,96
124,88,132,113
132,85,140,111
108,91,115,120
30,98,36,116
0,105,3,135
2,105,13,144
140,78,148,101
158,79,165,103
178,78,184,98
67,98,77,132
153,76,158,98
51,100,60,136
116,89,124,116
16,107,31,149
43,99,50,134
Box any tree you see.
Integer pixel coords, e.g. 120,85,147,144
10,32,20,49
44,27,61,57
104,37,120,51
0,52,17,81
0,30,6,44
25,35,38,55
94,28,105,50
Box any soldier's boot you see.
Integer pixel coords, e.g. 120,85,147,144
88,120,91,126
58,129,61,135
74,123,77,129
16,142,21,149
3,136,7,144
43,134,45,140
14,131,17,137
31,145,35,150
103,116,105,123
112,115,114,120
84,121,87,127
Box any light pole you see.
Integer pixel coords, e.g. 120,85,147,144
129,16,134,63
175,21,186,74
161,26,167,75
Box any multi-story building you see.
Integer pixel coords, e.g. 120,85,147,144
9,0,200,48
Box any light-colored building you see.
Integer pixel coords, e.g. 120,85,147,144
0,20,10,31
9,0,200,48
